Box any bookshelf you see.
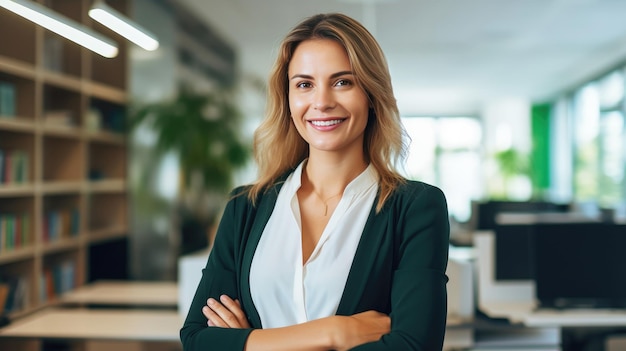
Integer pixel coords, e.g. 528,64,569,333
0,0,130,327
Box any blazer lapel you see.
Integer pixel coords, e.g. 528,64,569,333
239,182,283,328
336,196,390,315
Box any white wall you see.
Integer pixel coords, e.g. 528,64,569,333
481,97,532,154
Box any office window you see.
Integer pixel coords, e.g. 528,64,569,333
598,71,624,110
598,71,626,207
573,83,600,201
599,110,624,206
401,117,482,222
571,70,626,207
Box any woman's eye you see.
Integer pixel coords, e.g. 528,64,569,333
335,79,352,87
296,81,312,89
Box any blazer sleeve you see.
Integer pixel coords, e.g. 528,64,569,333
180,191,254,351
351,184,450,350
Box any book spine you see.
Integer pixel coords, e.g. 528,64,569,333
0,215,4,253
0,149,4,184
22,213,30,247
6,216,14,251
0,82,16,117
2,150,9,184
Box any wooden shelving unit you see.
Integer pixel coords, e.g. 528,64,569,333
0,0,130,325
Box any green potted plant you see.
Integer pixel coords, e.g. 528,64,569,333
490,147,531,200
130,84,251,254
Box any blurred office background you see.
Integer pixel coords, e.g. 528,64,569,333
126,0,626,281
1,0,626,349
2,0,625,292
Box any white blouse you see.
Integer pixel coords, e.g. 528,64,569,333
249,161,379,328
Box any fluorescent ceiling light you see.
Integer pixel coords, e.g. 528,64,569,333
89,0,159,51
0,0,118,58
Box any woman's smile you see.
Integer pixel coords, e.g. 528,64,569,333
308,118,346,129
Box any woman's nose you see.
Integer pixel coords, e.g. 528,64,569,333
313,87,335,111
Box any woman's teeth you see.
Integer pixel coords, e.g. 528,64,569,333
311,119,343,127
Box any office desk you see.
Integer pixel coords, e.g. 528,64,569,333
480,302,626,351
524,308,626,328
2,281,179,351
444,316,474,350
60,280,178,308
0,308,182,341
483,301,626,328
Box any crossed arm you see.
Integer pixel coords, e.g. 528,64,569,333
203,294,390,351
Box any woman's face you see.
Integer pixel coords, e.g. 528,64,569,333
288,39,369,156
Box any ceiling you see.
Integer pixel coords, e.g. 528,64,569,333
176,0,626,115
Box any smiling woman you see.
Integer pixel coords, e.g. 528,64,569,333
180,12,450,351
288,39,370,162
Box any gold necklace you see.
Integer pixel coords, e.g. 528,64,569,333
312,190,343,216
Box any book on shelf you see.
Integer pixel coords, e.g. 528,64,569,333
0,282,8,314
1,149,8,184
0,148,29,185
0,149,4,184
0,274,29,314
40,260,76,302
58,260,76,295
43,208,80,243
0,82,16,118
0,213,31,252
12,150,29,184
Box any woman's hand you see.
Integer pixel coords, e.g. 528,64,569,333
202,294,251,328
332,310,391,351
202,298,388,350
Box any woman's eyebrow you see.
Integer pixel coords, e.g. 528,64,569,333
289,71,354,81
330,70,354,79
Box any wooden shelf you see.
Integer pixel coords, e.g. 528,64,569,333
42,237,82,255
90,226,128,244
41,71,83,92
0,184,35,197
41,181,84,194
85,81,128,104
0,56,36,80
41,125,83,138
0,0,130,323
0,246,35,265
0,118,37,132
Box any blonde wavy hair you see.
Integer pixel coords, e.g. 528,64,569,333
248,13,408,212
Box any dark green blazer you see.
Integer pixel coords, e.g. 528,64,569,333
180,178,450,351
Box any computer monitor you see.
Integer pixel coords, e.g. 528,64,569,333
493,214,599,281
494,223,535,281
471,200,570,231
532,223,626,309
